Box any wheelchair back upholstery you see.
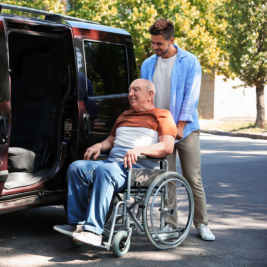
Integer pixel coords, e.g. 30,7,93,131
131,169,166,187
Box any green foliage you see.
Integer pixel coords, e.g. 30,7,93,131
68,0,228,74
221,0,267,88
2,0,229,74
0,0,66,18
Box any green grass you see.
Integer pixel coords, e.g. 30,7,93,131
200,121,267,134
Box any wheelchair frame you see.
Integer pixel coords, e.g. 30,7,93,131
70,154,194,257
103,157,170,251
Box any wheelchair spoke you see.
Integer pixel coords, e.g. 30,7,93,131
143,173,194,249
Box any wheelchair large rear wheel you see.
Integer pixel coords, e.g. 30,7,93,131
143,171,194,250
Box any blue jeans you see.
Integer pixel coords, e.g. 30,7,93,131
67,160,140,235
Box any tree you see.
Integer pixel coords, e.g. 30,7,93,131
2,0,229,75
67,0,228,75
0,0,66,17
221,0,267,128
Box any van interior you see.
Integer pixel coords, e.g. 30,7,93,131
5,31,70,190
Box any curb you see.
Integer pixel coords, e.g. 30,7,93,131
200,129,267,140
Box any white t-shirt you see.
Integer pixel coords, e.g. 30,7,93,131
152,53,178,110
108,108,177,169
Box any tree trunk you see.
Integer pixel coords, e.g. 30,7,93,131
255,84,265,129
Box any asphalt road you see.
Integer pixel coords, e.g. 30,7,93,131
1,133,267,267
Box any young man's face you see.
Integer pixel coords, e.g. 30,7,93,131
151,35,174,57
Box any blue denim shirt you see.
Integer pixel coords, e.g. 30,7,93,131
141,44,201,141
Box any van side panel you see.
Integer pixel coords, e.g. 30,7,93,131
0,19,11,195
71,28,136,158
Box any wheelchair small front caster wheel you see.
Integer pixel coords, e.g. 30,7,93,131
112,230,130,257
69,236,83,247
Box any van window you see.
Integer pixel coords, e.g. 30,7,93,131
84,41,128,96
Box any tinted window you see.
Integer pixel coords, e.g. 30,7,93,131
126,44,138,82
84,41,128,96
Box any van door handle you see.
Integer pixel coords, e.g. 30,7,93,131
0,115,8,144
82,113,90,139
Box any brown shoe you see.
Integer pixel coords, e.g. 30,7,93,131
53,224,83,237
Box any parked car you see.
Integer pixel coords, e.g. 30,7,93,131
0,4,137,214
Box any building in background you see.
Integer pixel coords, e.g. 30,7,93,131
198,74,267,120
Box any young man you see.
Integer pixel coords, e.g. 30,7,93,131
141,19,215,241
54,79,177,246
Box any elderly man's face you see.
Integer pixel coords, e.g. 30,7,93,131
128,80,152,111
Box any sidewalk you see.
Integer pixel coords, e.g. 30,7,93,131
199,118,267,140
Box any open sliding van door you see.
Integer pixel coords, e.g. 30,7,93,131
0,16,76,202
0,18,11,196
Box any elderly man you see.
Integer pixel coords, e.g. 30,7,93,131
54,79,177,246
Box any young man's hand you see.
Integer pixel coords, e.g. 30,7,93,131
176,121,187,140
84,143,102,160
124,147,142,170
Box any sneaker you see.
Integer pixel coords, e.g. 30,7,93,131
73,231,102,246
152,224,179,241
53,224,83,237
196,224,215,241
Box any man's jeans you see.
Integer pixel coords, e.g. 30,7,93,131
67,160,140,235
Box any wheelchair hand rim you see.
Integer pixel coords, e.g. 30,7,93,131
150,177,192,246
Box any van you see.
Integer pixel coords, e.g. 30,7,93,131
0,4,137,214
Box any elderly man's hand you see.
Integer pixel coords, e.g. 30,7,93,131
124,147,142,170
84,143,102,160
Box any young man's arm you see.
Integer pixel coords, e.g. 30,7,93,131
123,135,175,169
177,57,202,140
83,136,115,160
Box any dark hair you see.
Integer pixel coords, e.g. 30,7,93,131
149,19,174,40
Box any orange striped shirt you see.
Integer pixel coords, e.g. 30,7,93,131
110,108,177,137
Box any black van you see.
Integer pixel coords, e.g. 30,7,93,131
0,4,137,213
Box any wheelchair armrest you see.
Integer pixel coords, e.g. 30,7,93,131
137,155,166,161
90,151,166,161
90,150,110,160
98,151,111,158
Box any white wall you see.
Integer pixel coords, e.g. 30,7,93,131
198,74,214,119
214,76,267,119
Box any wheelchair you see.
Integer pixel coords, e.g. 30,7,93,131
69,154,194,257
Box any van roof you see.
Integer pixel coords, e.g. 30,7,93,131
0,4,130,36
66,21,130,36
